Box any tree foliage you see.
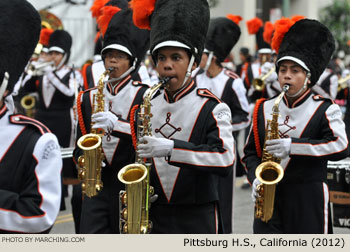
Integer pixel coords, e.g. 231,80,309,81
319,0,350,53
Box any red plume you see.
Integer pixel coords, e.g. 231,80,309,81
39,28,54,46
271,18,294,53
246,17,263,34
90,0,109,19
263,21,274,44
290,15,305,24
129,0,156,30
97,5,121,37
226,14,242,25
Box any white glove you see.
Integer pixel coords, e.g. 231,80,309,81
261,62,277,84
137,135,174,158
251,178,261,203
342,69,350,78
42,64,55,75
265,138,292,159
342,69,350,85
92,111,119,132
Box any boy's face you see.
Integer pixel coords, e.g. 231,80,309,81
49,51,64,67
104,49,131,79
278,60,310,97
155,46,197,92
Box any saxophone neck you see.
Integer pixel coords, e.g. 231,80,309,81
272,85,289,113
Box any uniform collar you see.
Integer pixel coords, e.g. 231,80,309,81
164,79,196,103
106,75,131,96
283,89,312,108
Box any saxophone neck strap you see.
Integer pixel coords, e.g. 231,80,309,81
253,98,266,158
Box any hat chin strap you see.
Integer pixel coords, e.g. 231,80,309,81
203,51,214,72
286,73,311,98
0,72,9,102
56,53,67,70
105,58,137,84
179,54,196,89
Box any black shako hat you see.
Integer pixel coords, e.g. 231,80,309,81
0,0,41,94
147,0,210,65
276,19,335,85
256,26,271,53
101,8,150,69
48,30,73,55
205,17,241,63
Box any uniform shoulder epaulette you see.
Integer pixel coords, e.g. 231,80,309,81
132,80,150,88
197,88,222,103
9,115,50,135
312,94,334,103
224,69,240,79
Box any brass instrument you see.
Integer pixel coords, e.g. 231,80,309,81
26,60,55,76
337,74,350,92
77,68,112,198
61,147,75,159
20,95,36,118
254,84,289,222
118,77,171,234
252,66,275,92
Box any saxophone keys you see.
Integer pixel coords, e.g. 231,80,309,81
121,208,128,220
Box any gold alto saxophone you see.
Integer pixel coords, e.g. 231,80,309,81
254,84,289,222
77,68,113,198
117,77,171,234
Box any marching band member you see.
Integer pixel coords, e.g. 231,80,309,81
242,18,349,233
131,0,234,233
20,29,83,200
81,0,150,90
195,14,250,233
74,7,150,233
311,66,339,100
0,0,62,234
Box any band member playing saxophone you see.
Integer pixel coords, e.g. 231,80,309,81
242,18,349,234
0,0,62,234
130,0,234,233
73,6,150,233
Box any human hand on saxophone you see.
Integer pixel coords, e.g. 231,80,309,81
137,135,174,158
251,178,261,203
92,111,119,132
265,138,291,159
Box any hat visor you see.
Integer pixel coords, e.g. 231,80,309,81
152,41,190,54
49,46,65,54
258,48,272,54
277,56,310,72
101,44,133,57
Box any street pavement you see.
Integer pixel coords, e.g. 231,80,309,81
50,177,350,234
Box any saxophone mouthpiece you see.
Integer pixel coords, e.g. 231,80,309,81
107,67,115,73
282,84,290,92
160,76,172,86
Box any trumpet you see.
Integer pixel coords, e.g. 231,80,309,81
337,74,350,92
252,67,276,92
26,60,55,76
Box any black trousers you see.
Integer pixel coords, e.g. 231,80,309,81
254,182,333,234
150,202,217,234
